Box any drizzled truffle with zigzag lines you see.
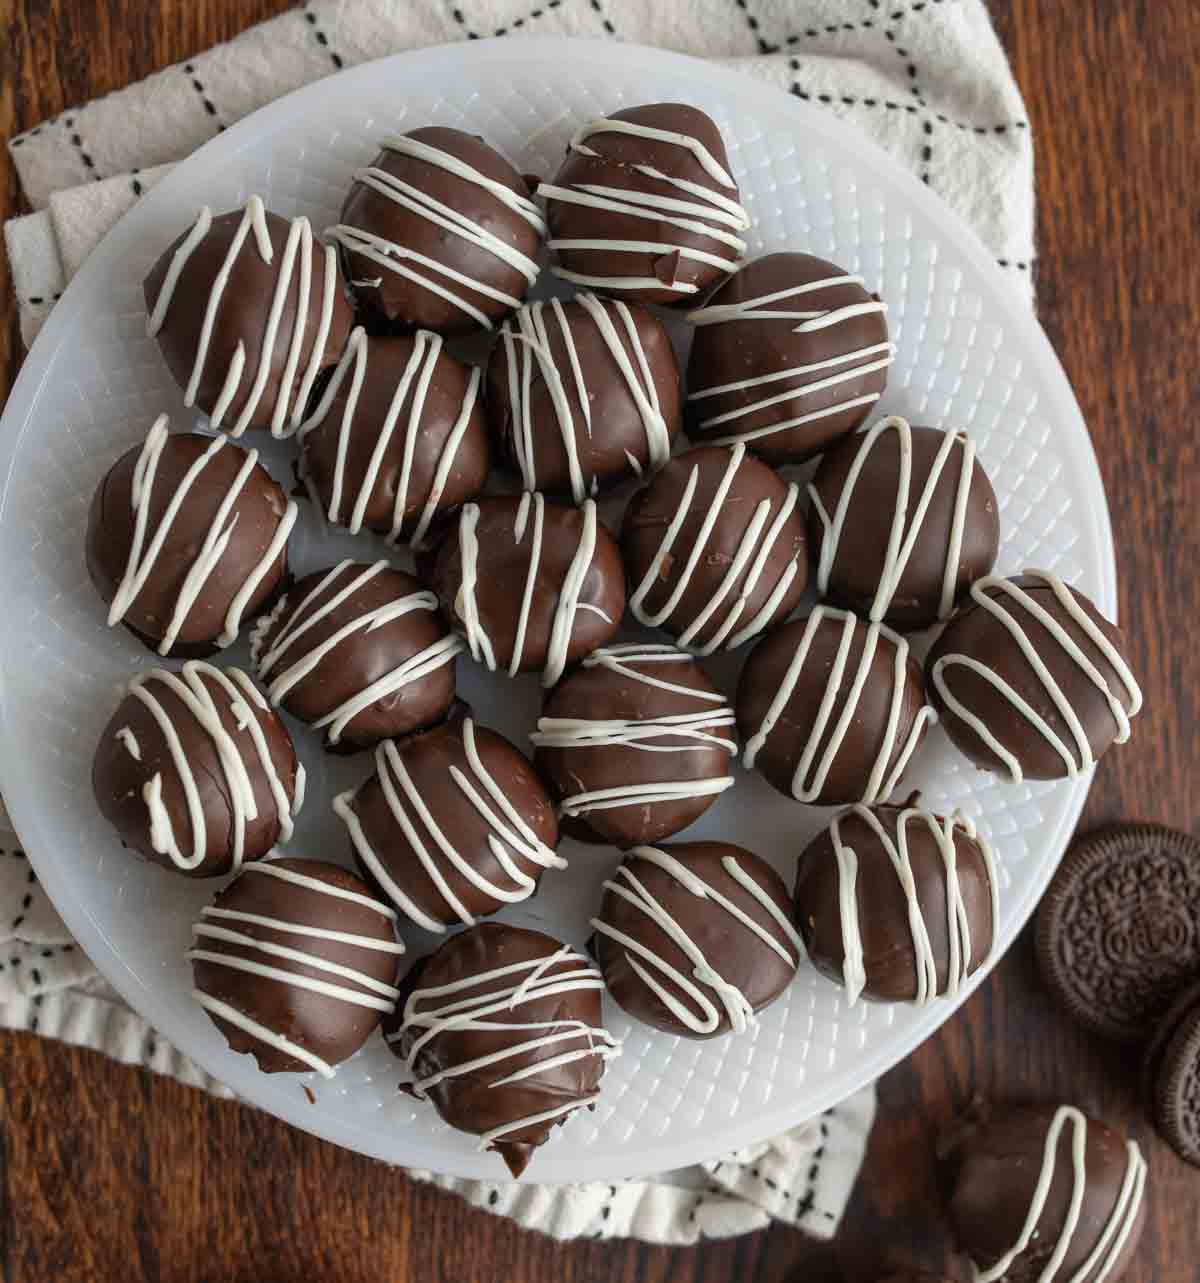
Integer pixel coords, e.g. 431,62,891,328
144,196,353,439
685,252,895,465
539,103,749,306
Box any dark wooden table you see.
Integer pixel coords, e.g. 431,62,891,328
1,3,1197,1280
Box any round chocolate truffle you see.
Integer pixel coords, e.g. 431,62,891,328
622,443,808,654
251,559,460,752
737,605,935,806
334,714,563,930
86,416,296,656
591,842,801,1038
295,326,489,548
685,252,894,464
538,103,749,305
946,1105,1148,1283
385,922,619,1177
93,661,302,878
926,571,1142,783
144,196,353,438
327,128,544,334
190,858,404,1077
794,803,998,1005
486,293,682,502
432,494,625,687
809,417,1000,629
531,643,737,847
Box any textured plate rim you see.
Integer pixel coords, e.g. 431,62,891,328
0,36,1111,1183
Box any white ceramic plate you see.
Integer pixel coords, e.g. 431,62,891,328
0,37,1112,1183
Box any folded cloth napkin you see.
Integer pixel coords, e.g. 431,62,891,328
0,0,1033,1246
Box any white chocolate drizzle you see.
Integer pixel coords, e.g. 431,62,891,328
531,644,737,817
114,726,141,761
685,274,896,447
825,804,999,1006
296,326,481,548
147,195,340,439
500,293,671,503
930,570,1143,784
333,717,567,932
325,134,545,332
455,495,602,687
538,116,749,295
810,416,979,622
128,661,301,873
189,862,402,1080
251,559,462,747
107,415,297,655
972,1105,1147,1283
628,443,802,655
742,605,936,804
592,845,802,1035
390,943,621,1153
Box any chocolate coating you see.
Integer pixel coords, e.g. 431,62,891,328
297,328,489,547
532,643,736,847
926,572,1142,782
386,923,616,1176
485,294,682,501
686,252,891,464
334,127,543,335
946,1105,1148,1283
592,842,800,1038
86,426,292,656
621,444,808,654
794,804,996,1004
93,662,301,878
190,858,402,1075
737,606,932,806
251,561,459,752
432,494,625,685
540,103,748,306
144,202,352,436
809,420,1000,629
336,714,561,930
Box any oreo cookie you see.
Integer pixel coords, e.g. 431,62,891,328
1142,979,1200,1166
1035,824,1200,1043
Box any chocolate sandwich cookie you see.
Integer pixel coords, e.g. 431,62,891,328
1142,979,1200,1166
1035,824,1200,1043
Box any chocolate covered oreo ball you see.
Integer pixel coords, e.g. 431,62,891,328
386,922,620,1176
686,252,894,464
432,494,624,687
794,803,998,1005
809,417,1000,629
539,103,749,305
334,714,563,931
486,293,682,502
93,661,302,878
296,327,489,548
926,571,1143,783
592,842,801,1037
946,1105,1148,1283
86,416,296,656
144,196,352,438
327,128,544,334
532,643,736,847
622,443,808,654
190,859,404,1077
738,605,935,806
251,559,460,751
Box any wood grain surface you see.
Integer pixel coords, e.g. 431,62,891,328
1,2,1197,1280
